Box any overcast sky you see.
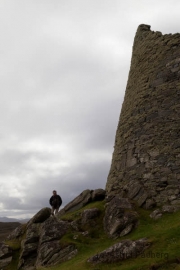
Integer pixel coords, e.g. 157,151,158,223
0,0,180,219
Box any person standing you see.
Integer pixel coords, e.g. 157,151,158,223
49,190,62,216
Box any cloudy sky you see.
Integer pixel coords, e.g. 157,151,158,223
0,0,180,219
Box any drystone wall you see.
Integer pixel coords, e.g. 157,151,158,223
106,24,180,208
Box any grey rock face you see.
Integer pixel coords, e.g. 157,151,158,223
17,208,52,269
87,238,150,264
39,218,69,244
18,223,40,268
59,189,92,216
0,242,12,268
36,241,77,266
104,197,138,238
27,207,51,226
25,223,40,244
0,206,76,269
18,215,71,269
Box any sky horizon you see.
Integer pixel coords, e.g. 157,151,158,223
0,0,180,219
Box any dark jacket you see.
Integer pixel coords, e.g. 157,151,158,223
49,195,62,208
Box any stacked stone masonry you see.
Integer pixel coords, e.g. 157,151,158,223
106,24,180,208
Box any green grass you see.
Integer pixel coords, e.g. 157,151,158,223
4,250,20,270
39,202,180,270
5,239,21,250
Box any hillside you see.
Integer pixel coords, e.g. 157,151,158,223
40,203,180,270
3,200,180,270
0,222,20,242
0,217,29,223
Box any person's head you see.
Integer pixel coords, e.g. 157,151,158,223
53,190,57,195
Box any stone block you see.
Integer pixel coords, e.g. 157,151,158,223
87,238,150,264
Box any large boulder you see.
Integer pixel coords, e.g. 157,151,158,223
18,216,71,269
36,217,76,266
104,197,138,238
58,188,106,217
27,207,51,226
87,238,150,264
39,217,69,244
59,189,92,215
36,241,77,266
18,223,40,269
18,208,52,268
0,242,12,268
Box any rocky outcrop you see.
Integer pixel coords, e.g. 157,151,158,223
104,197,138,238
0,242,12,268
87,238,150,264
61,189,92,214
0,207,76,270
36,242,77,267
17,209,74,269
17,208,53,268
1,189,106,269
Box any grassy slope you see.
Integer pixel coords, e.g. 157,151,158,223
39,201,180,270
5,201,180,270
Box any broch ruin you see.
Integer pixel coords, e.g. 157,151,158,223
106,24,180,209
1,24,180,269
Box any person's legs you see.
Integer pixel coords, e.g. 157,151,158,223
51,206,55,215
54,207,59,215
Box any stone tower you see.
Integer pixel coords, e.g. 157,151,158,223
106,24,180,208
